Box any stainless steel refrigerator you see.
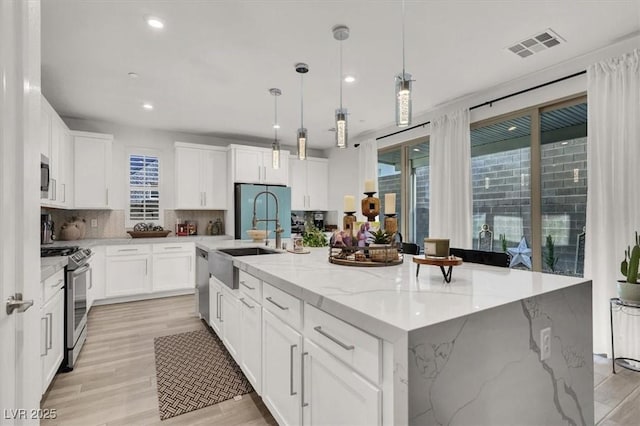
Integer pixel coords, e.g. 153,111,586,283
234,184,292,240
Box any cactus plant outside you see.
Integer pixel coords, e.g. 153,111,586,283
621,232,640,284
499,233,507,253
544,234,559,273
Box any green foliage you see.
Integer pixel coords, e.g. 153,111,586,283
369,228,393,244
544,234,559,273
302,222,328,247
621,232,640,284
499,233,507,252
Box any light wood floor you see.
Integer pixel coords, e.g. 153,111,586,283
41,295,640,426
41,295,276,426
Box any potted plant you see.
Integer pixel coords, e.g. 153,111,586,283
367,228,398,262
619,232,640,305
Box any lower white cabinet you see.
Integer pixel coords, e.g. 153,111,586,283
152,252,194,292
239,294,262,393
302,338,381,426
221,286,241,361
209,277,223,335
41,270,65,395
262,309,302,426
105,253,151,297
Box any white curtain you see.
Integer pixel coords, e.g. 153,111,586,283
429,109,472,248
586,49,640,356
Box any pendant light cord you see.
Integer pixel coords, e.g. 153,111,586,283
274,94,278,142
300,73,304,128
339,39,343,109
402,0,406,76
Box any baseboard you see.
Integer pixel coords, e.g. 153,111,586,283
92,288,195,307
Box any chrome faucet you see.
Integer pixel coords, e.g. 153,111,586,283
251,190,283,249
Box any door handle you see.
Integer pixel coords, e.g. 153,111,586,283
204,192,207,206
240,298,254,309
106,188,109,205
6,293,34,315
40,317,48,356
240,280,255,290
46,313,53,350
219,293,223,322
62,183,66,203
301,351,309,407
266,296,288,311
313,326,355,350
290,344,297,396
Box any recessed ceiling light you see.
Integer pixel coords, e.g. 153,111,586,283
413,148,420,152
147,17,164,29
561,141,569,145
128,72,139,79
142,103,154,110
508,126,517,131
273,124,280,129
344,76,356,83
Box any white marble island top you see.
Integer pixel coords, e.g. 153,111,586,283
232,248,590,341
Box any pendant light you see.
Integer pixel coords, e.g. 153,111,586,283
269,88,282,169
395,0,413,128
295,62,309,160
332,25,349,148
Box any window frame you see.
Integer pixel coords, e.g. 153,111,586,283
125,147,163,228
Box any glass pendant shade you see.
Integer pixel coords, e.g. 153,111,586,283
272,141,280,169
297,128,307,160
395,72,412,127
335,109,348,148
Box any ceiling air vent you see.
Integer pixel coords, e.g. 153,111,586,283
507,29,565,59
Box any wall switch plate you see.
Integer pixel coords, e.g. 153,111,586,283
91,218,98,228
540,327,551,361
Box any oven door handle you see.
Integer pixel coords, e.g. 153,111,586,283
71,264,91,276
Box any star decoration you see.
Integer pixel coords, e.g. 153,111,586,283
508,236,532,269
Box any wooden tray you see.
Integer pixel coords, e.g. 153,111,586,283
329,257,403,267
127,230,171,238
287,249,311,254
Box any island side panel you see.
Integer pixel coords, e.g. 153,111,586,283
407,281,593,426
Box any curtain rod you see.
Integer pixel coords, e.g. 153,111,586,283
375,69,586,141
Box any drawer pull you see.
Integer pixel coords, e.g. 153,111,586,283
240,280,255,290
240,298,255,309
266,296,288,311
290,344,297,396
117,248,138,252
163,246,183,250
313,326,355,351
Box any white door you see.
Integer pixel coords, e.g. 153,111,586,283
289,157,307,210
74,135,111,208
105,255,151,297
221,288,241,361
205,149,227,209
262,310,302,426
0,0,42,417
263,151,289,185
234,148,262,184
302,338,381,426
240,296,262,393
209,278,223,335
175,147,203,208
152,252,194,292
307,158,329,211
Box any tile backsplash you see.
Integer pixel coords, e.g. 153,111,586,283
43,208,226,240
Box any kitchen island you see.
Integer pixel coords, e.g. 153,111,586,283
196,243,593,426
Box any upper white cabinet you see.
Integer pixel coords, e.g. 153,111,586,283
289,157,328,211
229,144,289,185
174,142,227,210
41,96,72,208
73,131,113,209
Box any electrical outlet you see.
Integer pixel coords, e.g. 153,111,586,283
91,218,98,228
540,327,551,361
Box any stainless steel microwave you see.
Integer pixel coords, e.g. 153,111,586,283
41,154,50,198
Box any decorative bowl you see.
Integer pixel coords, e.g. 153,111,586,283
246,229,271,242
127,230,171,238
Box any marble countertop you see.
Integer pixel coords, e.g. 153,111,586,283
43,234,233,248
40,256,68,282
232,248,591,341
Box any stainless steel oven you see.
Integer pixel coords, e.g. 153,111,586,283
64,248,92,370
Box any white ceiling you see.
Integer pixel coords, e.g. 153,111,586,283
42,1,640,149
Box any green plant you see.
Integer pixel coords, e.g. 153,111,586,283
302,222,328,247
369,228,393,245
544,234,559,272
621,232,640,284
499,233,507,252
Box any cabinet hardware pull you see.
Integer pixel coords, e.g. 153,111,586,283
240,281,255,290
204,192,207,205
41,317,48,356
62,183,66,203
47,313,53,350
257,166,261,181
88,267,93,290
266,296,288,311
117,248,138,252
313,326,355,350
164,246,182,249
219,293,223,322
216,292,221,320
240,298,254,309
301,351,309,407
106,188,109,205
290,344,297,396
145,259,148,276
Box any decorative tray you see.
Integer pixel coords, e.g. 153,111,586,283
127,230,171,238
328,244,403,267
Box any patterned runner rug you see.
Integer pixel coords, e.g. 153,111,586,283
153,328,253,420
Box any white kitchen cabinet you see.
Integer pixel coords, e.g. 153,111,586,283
262,309,302,426
41,96,72,208
221,286,241,361
73,131,113,209
229,144,289,185
41,269,65,395
289,157,328,211
152,243,195,292
239,292,262,393
174,143,227,210
209,277,223,335
87,246,105,310
105,245,151,297
302,338,381,426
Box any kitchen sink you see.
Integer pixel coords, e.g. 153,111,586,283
217,247,281,257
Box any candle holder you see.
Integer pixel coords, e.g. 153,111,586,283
384,214,398,237
343,211,356,238
361,192,380,222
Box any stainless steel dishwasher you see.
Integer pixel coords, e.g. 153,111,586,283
195,247,211,322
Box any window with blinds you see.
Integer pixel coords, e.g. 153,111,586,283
129,154,160,222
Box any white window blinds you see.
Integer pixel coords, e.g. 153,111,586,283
129,154,159,222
